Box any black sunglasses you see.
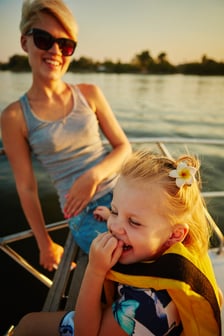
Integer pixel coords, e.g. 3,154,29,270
26,28,77,56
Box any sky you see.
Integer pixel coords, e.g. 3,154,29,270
0,0,224,65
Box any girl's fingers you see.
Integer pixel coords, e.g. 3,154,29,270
92,232,116,251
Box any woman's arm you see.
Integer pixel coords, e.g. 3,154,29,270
64,84,132,216
75,232,127,336
1,102,63,271
80,83,131,179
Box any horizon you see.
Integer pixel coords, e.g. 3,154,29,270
1,0,224,64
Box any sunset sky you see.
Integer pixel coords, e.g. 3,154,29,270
0,0,224,64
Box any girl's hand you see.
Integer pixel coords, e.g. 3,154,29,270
88,232,123,278
93,206,111,222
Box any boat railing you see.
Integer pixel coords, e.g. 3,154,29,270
1,137,224,289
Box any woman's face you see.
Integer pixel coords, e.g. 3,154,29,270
107,176,174,264
21,12,73,82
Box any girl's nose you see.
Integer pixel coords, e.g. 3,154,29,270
108,217,125,235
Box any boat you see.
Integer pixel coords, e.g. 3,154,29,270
1,136,224,335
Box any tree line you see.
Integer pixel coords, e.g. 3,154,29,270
1,50,224,75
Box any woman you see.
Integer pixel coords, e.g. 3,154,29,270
1,0,131,271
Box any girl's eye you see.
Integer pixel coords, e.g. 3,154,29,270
111,209,118,216
128,218,141,226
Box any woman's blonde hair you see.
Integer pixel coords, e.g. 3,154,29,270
120,150,213,255
20,0,78,41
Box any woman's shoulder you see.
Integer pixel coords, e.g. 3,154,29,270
75,83,101,96
73,83,104,112
1,99,22,123
1,99,27,140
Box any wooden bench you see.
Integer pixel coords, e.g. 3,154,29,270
42,231,88,311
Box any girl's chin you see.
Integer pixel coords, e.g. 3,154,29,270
119,251,153,264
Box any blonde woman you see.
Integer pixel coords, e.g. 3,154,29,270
1,0,131,271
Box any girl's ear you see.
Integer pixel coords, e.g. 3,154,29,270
21,35,28,52
168,223,189,244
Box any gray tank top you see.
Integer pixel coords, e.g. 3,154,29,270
19,84,116,210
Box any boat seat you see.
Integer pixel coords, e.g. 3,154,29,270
42,231,88,311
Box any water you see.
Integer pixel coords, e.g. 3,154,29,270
0,71,224,334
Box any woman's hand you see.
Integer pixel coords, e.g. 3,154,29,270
63,170,98,218
39,241,76,271
39,241,64,271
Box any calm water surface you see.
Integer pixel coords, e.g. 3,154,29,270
0,71,224,334
1,71,224,139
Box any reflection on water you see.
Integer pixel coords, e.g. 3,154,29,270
67,73,224,139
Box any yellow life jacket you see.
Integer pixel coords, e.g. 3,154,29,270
106,242,221,336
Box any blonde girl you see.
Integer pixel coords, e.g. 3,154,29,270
12,150,222,336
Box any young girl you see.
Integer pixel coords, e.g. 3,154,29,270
12,150,222,336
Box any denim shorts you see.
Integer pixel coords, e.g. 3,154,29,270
59,311,75,336
68,192,112,254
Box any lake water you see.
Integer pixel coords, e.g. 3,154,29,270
0,71,224,334
1,71,224,139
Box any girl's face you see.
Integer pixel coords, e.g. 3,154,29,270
21,13,72,82
107,176,174,264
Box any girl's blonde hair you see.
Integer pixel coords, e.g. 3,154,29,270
120,150,213,255
20,0,78,41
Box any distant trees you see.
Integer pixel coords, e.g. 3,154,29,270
69,56,96,72
177,54,224,75
0,54,30,72
69,57,139,73
0,51,224,75
132,50,176,74
132,50,154,73
156,52,177,74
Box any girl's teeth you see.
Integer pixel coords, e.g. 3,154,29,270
123,245,131,251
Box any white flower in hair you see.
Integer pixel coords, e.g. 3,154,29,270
169,161,197,188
